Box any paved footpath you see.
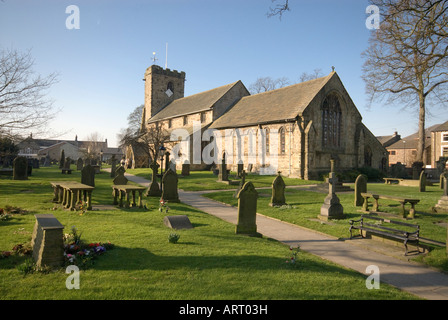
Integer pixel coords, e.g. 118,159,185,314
122,171,448,300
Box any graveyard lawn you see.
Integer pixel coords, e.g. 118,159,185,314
0,166,417,300
126,168,322,191
204,183,448,271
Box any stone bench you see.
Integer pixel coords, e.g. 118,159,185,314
50,181,94,210
383,178,402,184
112,185,146,208
361,192,420,218
349,214,421,256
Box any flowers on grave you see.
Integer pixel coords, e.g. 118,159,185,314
168,233,180,244
63,226,114,269
159,198,170,213
285,246,300,265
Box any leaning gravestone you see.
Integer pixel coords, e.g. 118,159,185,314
161,168,180,202
30,214,64,269
269,172,287,207
319,160,344,220
354,174,367,207
419,170,426,192
146,161,161,197
113,166,128,185
435,172,448,213
164,215,193,230
76,158,83,170
13,156,28,180
110,156,117,178
236,181,259,236
440,172,445,190
237,161,244,178
81,164,95,187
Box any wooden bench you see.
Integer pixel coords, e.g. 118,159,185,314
112,185,146,208
361,192,420,218
349,215,421,255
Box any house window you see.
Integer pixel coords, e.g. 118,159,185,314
183,116,188,126
322,94,342,148
389,150,396,155
443,147,448,157
168,119,172,128
279,127,286,154
443,133,448,142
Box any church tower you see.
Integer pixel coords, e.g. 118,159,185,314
143,64,186,126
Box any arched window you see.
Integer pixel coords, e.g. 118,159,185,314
279,127,286,154
265,128,270,154
322,94,342,147
167,82,174,92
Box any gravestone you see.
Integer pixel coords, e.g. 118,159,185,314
13,156,28,180
59,150,65,169
319,160,344,221
218,153,229,182
161,168,180,202
81,164,95,187
237,161,244,178
233,170,246,198
181,160,190,176
269,172,287,207
146,161,161,197
354,174,367,207
76,158,83,170
30,214,64,269
412,162,424,180
164,152,171,174
62,157,71,173
434,173,448,213
113,166,128,185
440,172,445,190
163,215,193,230
110,156,117,178
236,181,259,236
419,170,426,192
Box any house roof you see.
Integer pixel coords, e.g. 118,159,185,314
432,120,448,132
209,72,334,129
148,81,243,123
387,124,441,149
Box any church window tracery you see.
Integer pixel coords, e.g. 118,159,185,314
322,94,342,148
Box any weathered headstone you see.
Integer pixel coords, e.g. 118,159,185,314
237,161,244,178
161,168,180,202
76,158,83,170
218,153,229,182
269,172,287,207
110,156,117,178
419,170,426,192
319,160,344,221
146,161,161,197
233,170,246,198
236,181,259,236
181,160,190,176
164,215,193,230
62,157,71,173
30,214,64,269
13,156,28,180
434,173,448,213
164,152,171,174
113,166,128,185
59,150,65,169
354,174,367,206
412,162,424,180
81,164,95,187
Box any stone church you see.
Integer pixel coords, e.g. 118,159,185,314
138,64,386,180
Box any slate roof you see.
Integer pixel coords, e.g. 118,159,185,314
432,120,448,132
148,81,243,123
209,73,334,129
387,123,441,149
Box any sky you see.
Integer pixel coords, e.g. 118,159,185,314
1,0,446,148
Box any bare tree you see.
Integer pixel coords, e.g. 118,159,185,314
267,0,290,19
249,76,290,94
82,132,105,162
362,0,448,163
0,48,59,139
299,68,324,82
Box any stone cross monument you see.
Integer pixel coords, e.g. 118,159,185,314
319,159,344,221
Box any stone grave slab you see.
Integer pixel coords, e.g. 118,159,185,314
163,215,193,230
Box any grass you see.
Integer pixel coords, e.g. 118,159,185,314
204,181,448,271
0,166,419,300
125,168,322,191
